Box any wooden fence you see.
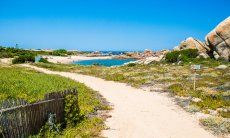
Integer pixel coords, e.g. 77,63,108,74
0,89,77,138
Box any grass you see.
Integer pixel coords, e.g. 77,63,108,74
0,65,78,103
0,64,110,137
61,117,105,138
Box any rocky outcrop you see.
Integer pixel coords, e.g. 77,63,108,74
205,17,230,61
140,49,154,58
174,37,210,58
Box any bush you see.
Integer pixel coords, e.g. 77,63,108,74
165,51,180,63
39,58,49,63
165,49,199,63
52,49,67,56
12,54,35,64
180,49,199,58
168,83,188,96
200,117,230,134
65,94,81,127
0,52,14,58
127,63,136,67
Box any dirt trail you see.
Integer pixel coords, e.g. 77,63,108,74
22,64,215,138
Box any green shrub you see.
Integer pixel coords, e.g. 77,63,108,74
180,49,199,58
165,49,199,63
165,51,180,63
52,49,67,56
0,52,14,58
12,54,35,64
65,94,81,127
127,63,136,67
193,94,229,110
39,58,49,63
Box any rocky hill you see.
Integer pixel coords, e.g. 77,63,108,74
133,16,230,64
175,17,230,61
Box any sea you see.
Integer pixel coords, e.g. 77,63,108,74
73,51,137,67
73,58,135,67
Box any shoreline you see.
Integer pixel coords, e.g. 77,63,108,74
42,55,114,64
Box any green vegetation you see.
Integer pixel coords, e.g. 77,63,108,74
200,117,230,134
51,49,80,56
0,64,109,137
12,54,35,64
65,94,81,127
39,58,49,63
61,117,105,137
52,49,68,56
0,46,79,64
165,49,199,63
0,66,77,102
0,46,51,58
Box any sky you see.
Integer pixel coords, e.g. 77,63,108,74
0,0,229,51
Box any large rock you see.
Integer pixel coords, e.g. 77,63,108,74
205,17,230,61
175,37,210,58
142,49,154,58
143,55,164,64
216,65,228,70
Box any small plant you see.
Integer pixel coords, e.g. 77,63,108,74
64,94,81,127
219,110,230,118
36,122,61,138
185,105,200,113
39,58,49,63
127,63,136,67
200,117,230,135
168,83,188,96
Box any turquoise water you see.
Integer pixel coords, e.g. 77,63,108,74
73,58,135,67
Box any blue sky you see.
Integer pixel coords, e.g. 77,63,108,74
0,0,229,51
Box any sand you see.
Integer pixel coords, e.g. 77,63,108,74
42,55,113,64
22,64,216,138
0,58,13,64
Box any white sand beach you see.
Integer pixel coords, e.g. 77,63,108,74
23,64,216,138
42,55,113,64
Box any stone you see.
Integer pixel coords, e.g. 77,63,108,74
198,53,209,59
213,51,220,60
207,109,218,116
176,37,209,53
142,49,154,58
195,112,210,119
143,55,164,64
175,37,210,58
216,65,228,69
205,17,230,61
177,61,182,65
173,46,180,51
192,97,202,103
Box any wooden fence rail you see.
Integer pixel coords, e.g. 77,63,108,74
0,88,77,138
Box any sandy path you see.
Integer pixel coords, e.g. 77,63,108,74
22,64,215,138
